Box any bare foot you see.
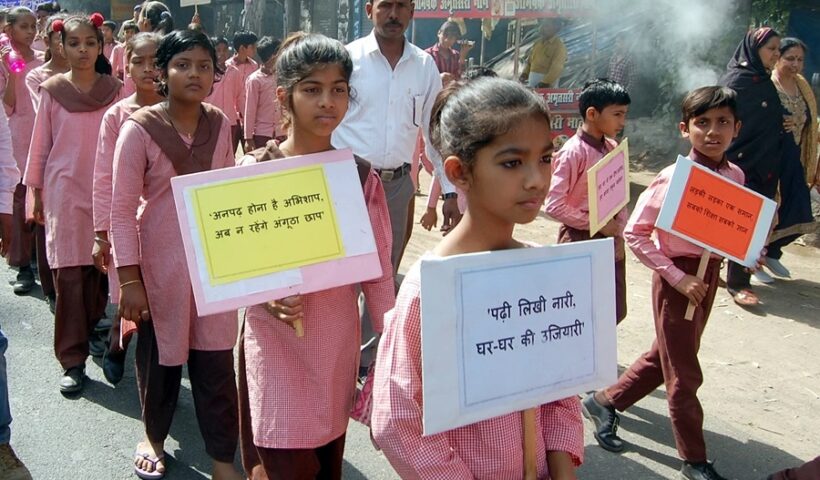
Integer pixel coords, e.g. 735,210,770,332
212,460,243,480
134,440,165,476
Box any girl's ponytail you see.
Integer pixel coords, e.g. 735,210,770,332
89,12,112,75
158,10,173,34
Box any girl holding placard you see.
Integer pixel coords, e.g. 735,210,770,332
236,32,395,480
110,29,241,480
371,77,583,479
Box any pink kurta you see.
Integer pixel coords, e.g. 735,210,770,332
93,98,141,303
242,69,280,139
24,65,52,111
372,260,584,479
625,151,744,287
23,86,122,268
243,164,395,449
0,107,17,215
545,129,627,234
1,55,45,173
206,64,242,125
109,43,125,79
226,56,258,119
110,114,238,366
103,42,115,62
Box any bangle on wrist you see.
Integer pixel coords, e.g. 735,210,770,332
120,279,142,289
94,236,111,245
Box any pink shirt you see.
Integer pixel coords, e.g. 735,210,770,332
242,162,395,449
226,56,258,120
0,108,17,215
110,114,238,366
103,42,115,62
545,129,627,234
93,99,141,304
23,86,122,268
372,260,584,479
624,150,745,287
1,55,45,173
206,64,243,125
109,43,125,79
243,69,280,139
24,65,53,111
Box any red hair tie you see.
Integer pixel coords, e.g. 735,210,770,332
89,12,105,28
52,19,64,32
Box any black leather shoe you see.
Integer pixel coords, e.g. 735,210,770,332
59,366,85,394
12,267,35,295
103,349,125,385
679,461,727,480
582,393,625,452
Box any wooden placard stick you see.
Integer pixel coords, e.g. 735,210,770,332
684,250,711,321
293,319,304,337
522,407,538,480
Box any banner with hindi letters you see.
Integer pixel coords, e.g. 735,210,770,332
655,156,777,268
413,0,592,18
587,139,630,236
171,149,382,316
419,239,618,435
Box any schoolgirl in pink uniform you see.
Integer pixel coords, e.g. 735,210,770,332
92,32,163,386
237,32,395,480
242,35,282,152
110,29,241,480
26,14,69,111
1,7,44,295
23,13,123,395
108,19,137,82
372,78,584,480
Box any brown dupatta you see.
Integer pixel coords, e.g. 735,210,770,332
39,73,121,113
130,102,224,175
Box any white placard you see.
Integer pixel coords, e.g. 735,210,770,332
180,0,210,7
420,239,618,435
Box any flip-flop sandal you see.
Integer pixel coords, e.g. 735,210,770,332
134,449,165,480
728,288,759,307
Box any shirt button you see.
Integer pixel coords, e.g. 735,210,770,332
761,101,768,108
738,152,744,159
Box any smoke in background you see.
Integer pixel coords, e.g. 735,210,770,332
595,0,740,95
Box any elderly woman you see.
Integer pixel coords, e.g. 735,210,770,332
720,27,786,307
757,37,818,282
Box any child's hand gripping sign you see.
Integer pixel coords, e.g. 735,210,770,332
655,156,777,319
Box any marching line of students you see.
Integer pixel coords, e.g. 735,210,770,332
0,3,812,479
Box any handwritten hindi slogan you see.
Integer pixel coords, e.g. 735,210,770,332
656,156,777,267
587,139,630,236
420,240,618,435
191,165,343,285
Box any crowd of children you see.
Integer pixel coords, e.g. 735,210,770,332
0,3,811,479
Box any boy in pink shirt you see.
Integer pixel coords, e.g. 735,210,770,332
227,30,258,152
101,20,117,60
242,36,281,151
545,79,631,324
582,87,760,480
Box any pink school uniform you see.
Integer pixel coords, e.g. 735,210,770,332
25,65,52,111
103,42,115,62
110,107,238,366
24,75,123,269
242,69,280,141
239,152,395,451
206,64,243,125
226,56,258,114
109,42,125,79
93,98,141,304
0,108,17,215
371,260,584,479
1,55,45,174
544,129,628,323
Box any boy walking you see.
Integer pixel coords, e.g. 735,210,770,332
545,78,631,324
582,86,756,480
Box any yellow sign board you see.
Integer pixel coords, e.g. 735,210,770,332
191,165,344,285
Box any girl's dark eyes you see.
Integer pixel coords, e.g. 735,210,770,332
541,154,553,164
501,159,522,168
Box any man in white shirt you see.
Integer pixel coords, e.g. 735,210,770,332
332,0,462,274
